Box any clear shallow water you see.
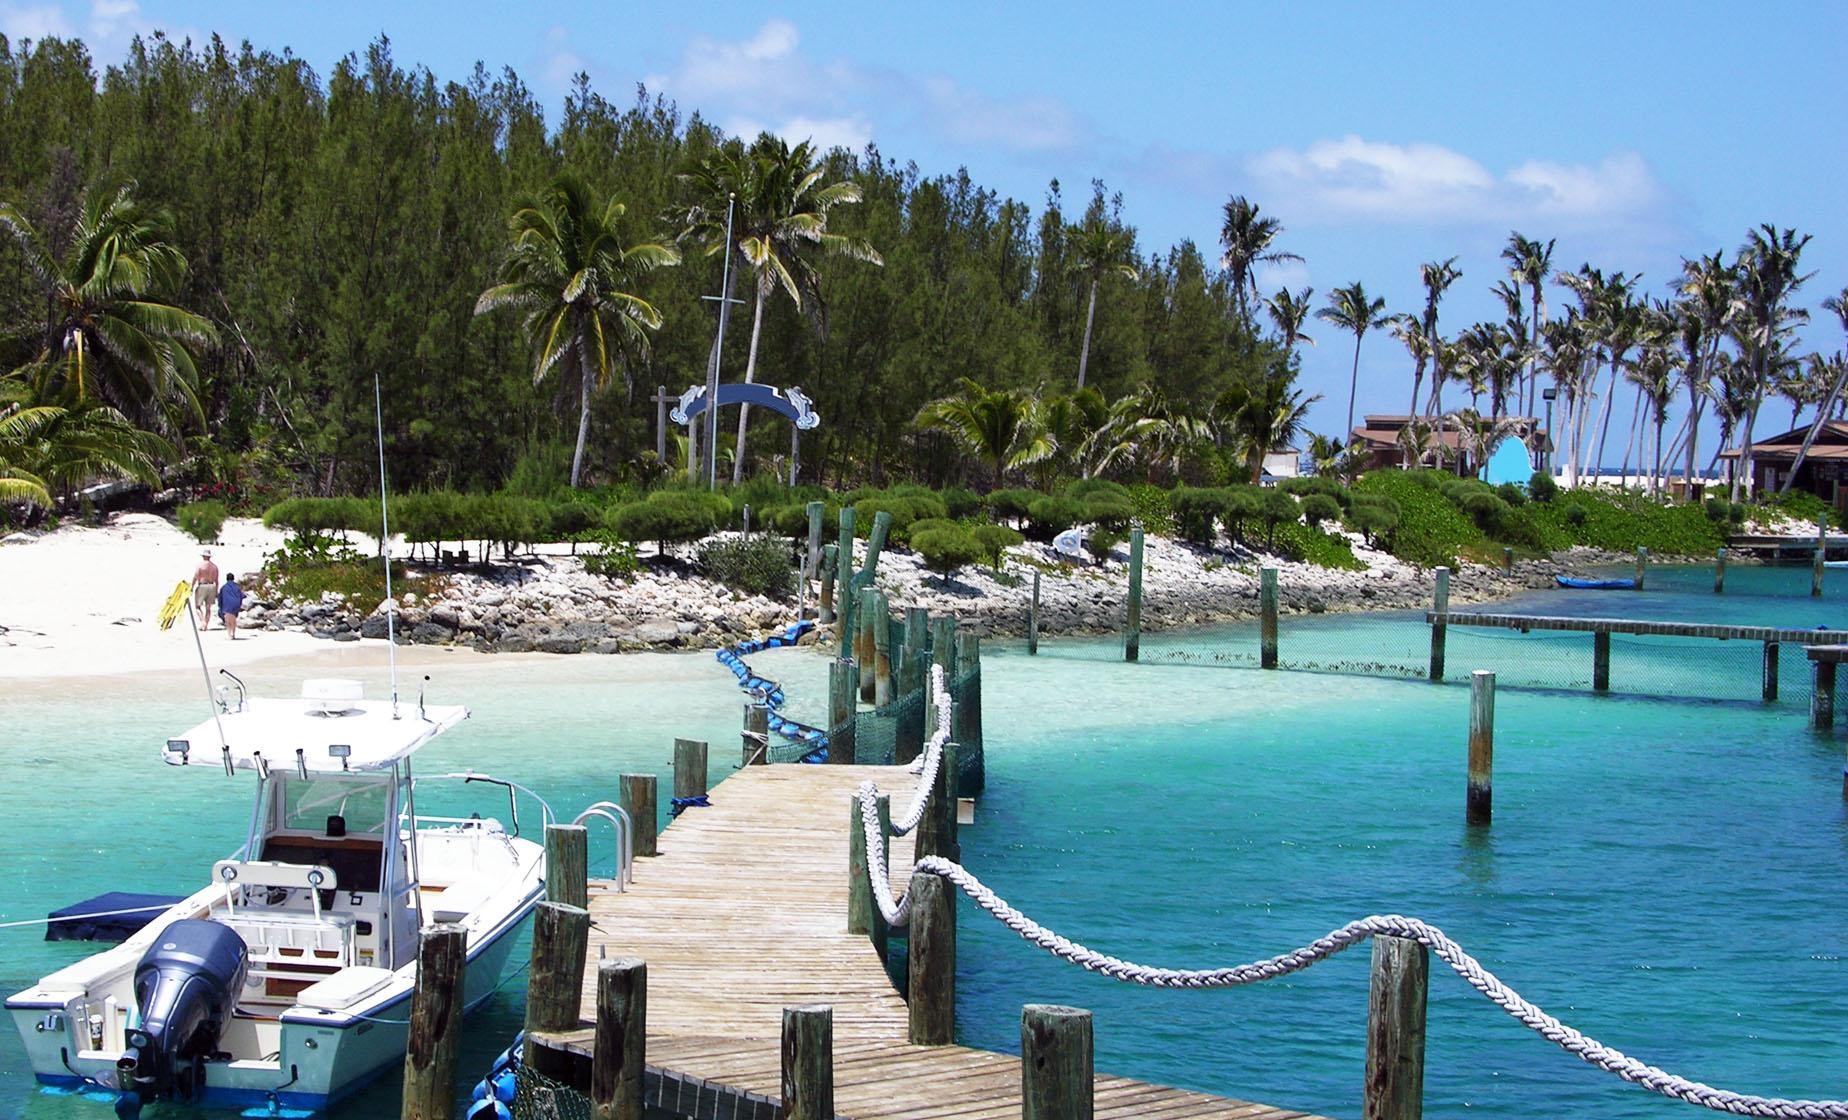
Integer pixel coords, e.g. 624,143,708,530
3,563,1845,1119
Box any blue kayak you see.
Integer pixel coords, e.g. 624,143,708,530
1556,575,1637,590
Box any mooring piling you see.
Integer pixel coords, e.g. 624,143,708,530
1715,547,1726,594
1763,641,1780,702
1814,660,1837,730
1815,517,1828,598
781,1005,835,1120
1428,567,1450,682
620,774,658,857
827,658,859,765
544,823,588,909
1021,1005,1094,1120
673,738,709,799
1501,547,1513,575
591,958,646,1120
1634,546,1648,591
857,587,879,703
873,591,895,708
1029,570,1041,656
524,901,591,1070
1467,670,1495,827
400,924,467,1120
896,609,928,762
906,870,956,1046
804,500,824,602
743,700,770,766
819,543,837,624
836,507,856,658
954,629,981,754
1260,566,1279,669
1363,934,1429,1120
1126,524,1144,662
1593,630,1611,692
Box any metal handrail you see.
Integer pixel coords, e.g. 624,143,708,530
573,802,634,891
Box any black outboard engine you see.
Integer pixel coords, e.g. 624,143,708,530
116,920,248,1108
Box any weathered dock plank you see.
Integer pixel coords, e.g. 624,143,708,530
552,762,1318,1120
1429,610,1848,645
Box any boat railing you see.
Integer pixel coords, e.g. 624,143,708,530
422,772,557,838
572,802,634,892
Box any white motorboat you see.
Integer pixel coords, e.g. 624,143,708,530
6,678,546,1116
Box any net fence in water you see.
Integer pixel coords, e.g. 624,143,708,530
513,1063,593,1120
1048,610,1816,706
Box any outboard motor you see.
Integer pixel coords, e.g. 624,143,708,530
116,920,248,1108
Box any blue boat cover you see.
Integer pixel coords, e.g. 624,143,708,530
44,891,181,942
1555,576,1637,590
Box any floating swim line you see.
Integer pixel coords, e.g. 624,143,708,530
715,619,831,762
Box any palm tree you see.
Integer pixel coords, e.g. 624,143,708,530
1787,287,1848,485
1316,282,1390,440
1215,361,1321,483
0,379,168,508
681,135,881,483
1731,225,1812,498
1670,252,1735,490
475,176,679,488
1069,219,1138,389
915,378,1056,490
1388,315,1431,465
1080,384,1210,481
1263,287,1316,351
1501,232,1555,416
1218,196,1300,329
0,181,218,433
1417,258,1462,416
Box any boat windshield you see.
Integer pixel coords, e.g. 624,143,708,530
282,778,390,836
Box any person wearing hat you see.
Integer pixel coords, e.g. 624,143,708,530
191,548,220,631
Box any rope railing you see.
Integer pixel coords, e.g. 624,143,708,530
851,714,1848,1119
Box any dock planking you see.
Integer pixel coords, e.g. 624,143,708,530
543,762,1320,1120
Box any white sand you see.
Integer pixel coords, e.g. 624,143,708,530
0,513,385,681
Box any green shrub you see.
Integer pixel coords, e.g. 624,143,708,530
969,523,1024,570
1271,520,1365,570
1299,492,1342,528
1347,496,1400,546
1064,478,1130,503
546,501,601,543
1169,486,1225,544
1221,486,1262,545
1351,471,1485,567
1258,489,1300,546
504,441,572,498
1078,491,1135,530
609,490,730,555
853,493,947,540
579,530,640,581
698,534,795,598
1127,484,1176,537
1090,527,1126,557
912,524,984,577
940,487,982,519
1755,488,1837,529
1495,482,1528,507
1279,476,1352,509
177,500,227,544
1026,496,1083,539
1460,491,1512,534
1528,471,1560,503
987,488,1042,523
1704,496,1730,522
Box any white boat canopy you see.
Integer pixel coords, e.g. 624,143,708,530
164,680,468,774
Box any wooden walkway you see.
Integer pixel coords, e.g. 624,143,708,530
541,763,1321,1120
1429,609,1848,644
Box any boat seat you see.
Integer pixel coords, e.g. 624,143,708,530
293,967,394,1011
427,881,491,924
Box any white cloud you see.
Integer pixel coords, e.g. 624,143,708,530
0,0,194,65
644,18,1090,157
1252,258,1312,296
1249,135,1663,228
0,2,75,41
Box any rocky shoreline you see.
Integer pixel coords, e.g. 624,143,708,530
235,530,1660,655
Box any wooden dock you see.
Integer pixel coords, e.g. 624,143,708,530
1427,610,1848,644
535,763,1321,1120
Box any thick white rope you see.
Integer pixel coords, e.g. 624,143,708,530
851,772,1848,1118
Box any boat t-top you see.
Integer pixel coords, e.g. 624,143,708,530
7,677,546,1115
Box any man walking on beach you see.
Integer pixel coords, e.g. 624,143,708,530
191,549,219,630
218,573,244,640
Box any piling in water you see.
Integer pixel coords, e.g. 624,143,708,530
781,1005,834,1120
591,958,646,1120
1815,517,1828,598
1813,661,1836,730
544,823,588,910
1125,525,1144,662
906,870,955,1046
804,500,824,603
401,924,467,1120
743,701,769,766
1428,568,1450,682
836,507,856,658
1028,571,1041,655
896,608,928,762
523,901,590,1069
857,587,878,703
1715,547,1726,594
1634,547,1648,591
1502,547,1513,575
1763,641,1780,702
818,543,837,624
1467,670,1495,827
1364,934,1428,1120
1593,631,1611,692
873,591,894,708
673,738,708,799
827,659,858,764
1022,1005,1094,1120
1260,566,1279,669
620,774,657,857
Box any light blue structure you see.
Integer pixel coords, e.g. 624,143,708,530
1480,436,1536,485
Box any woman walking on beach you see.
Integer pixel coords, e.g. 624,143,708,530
218,573,243,640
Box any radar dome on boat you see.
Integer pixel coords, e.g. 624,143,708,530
302,679,364,714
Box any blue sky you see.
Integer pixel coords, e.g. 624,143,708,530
6,0,1845,449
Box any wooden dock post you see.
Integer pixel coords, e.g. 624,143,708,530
907,870,956,1046
955,630,982,753
1763,641,1780,702
873,591,895,708
896,610,928,763
743,700,770,766
1260,566,1279,669
400,924,467,1120
1428,568,1449,682
620,774,657,857
819,543,837,624
847,794,875,936
1467,670,1495,827
1502,547,1513,575
1593,630,1611,692
1815,517,1828,598
1715,547,1726,594
856,587,878,703
1363,934,1429,1120
804,500,824,601
544,823,588,909
781,1005,835,1120
673,738,708,800
1125,524,1144,662
1814,661,1837,730
1634,546,1648,591
523,901,590,1068
915,735,956,862
927,616,957,742
828,659,858,764
1028,571,1041,656
591,958,646,1120
861,509,893,583
837,507,856,659
1021,1005,1094,1120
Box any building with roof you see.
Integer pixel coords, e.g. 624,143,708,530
1718,420,1848,508
1348,415,1547,477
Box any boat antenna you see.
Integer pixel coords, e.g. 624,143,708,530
373,371,400,720
184,598,233,775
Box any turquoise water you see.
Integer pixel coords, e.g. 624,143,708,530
4,563,1846,1119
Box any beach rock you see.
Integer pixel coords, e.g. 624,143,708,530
331,630,359,642
536,635,585,654
410,621,453,644
635,618,680,644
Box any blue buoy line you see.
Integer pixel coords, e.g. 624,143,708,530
463,1032,522,1119
715,619,831,763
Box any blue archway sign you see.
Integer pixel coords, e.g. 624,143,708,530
671,383,822,485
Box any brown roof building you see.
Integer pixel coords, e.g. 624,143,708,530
1719,420,1848,508
1349,415,1547,476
